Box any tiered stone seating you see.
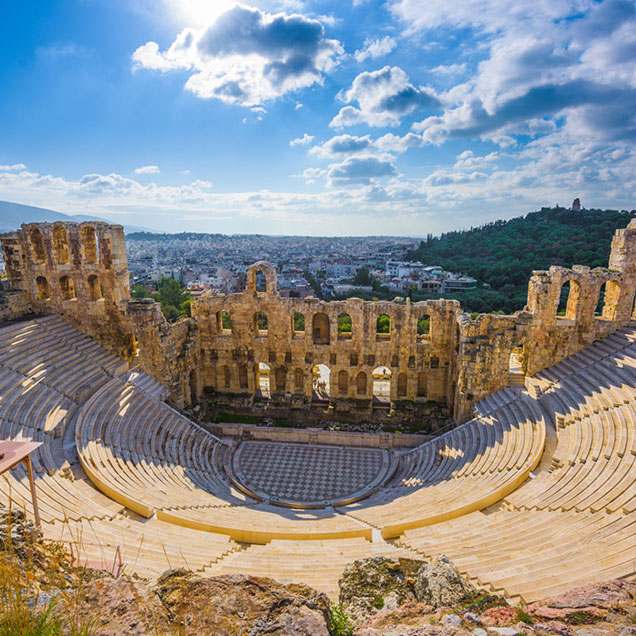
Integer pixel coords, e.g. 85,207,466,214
45,514,237,578
3,314,636,601
205,538,420,600
398,323,636,602
0,317,128,523
75,377,370,542
127,369,169,401
342,395,545,538
0,316,235,575
75,379,246,515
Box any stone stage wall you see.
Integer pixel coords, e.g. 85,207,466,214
3,219,636,426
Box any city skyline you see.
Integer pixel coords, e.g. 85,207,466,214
1,0,635,235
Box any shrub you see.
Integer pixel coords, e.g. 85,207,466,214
329,604,353,636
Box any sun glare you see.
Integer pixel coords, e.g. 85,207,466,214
168,0,236,27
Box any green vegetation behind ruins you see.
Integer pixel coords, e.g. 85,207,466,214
132,276,191,321
406,207,636,314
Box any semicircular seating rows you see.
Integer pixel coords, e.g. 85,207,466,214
1,315,635,601
397,324,636,603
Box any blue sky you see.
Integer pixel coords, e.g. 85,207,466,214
1,0,635,235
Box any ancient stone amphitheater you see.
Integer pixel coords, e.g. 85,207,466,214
0,220,635,604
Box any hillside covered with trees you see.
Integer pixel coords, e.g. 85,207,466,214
406,207,636,314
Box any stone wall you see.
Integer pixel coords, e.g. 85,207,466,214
127,298,200,405
0,222,136,360
3,218,636,425
192,261,460,415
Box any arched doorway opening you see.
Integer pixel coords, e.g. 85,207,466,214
508,347,526,388
312,364,330,403
372,365,392,406
256,362,271,399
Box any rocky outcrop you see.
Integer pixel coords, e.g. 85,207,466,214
70,577,169,636
339,556,426,626
354,579,636,636
415,555,479,608
68,570,332,635
154,570,331,636
0,507,40,557
339,555,485,628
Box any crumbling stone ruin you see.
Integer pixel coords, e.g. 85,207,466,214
2,219,636,426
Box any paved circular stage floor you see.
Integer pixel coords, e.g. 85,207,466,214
227,441,396,508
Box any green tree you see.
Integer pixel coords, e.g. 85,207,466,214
132,283,148,299
417,314,430,335
293,311,305,331
338,313,352,333
353,267,373,286
155,277,189,307
151,276,191,322
255,311,268,330
376,314,390,333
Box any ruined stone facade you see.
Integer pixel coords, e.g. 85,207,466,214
3,219,636,426
0,222,136,359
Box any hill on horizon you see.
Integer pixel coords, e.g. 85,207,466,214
0,200,155,234
406,206,636,314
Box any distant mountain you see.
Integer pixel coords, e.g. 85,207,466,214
0,200,156,234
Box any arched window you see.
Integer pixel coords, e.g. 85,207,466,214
255,270,267,292
29,228,45,263
417,314,431,337
372,365,391,405
338,370,348,394
312,312,330,344
59,275,75,300
556,279,580,320
255,311,268,334
222,365,231,388
430,356,439,369
599,280,621,321
338,313,352,339
275,367,286,392
292,311,305,334
218,310,232,333
52,226,69,264
397,372,407,397
356,371,367,396
312,364,330,402
87,274,102,300
81,226,98,263
417,372,427,397
376,314,390,339
294,368,304,392
239,364,248,389
36,276,50,300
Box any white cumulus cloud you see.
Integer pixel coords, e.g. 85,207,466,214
134,165,161,174
132,4,343,107
290,133,315,146
354,36,396,62
330,66,440,128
